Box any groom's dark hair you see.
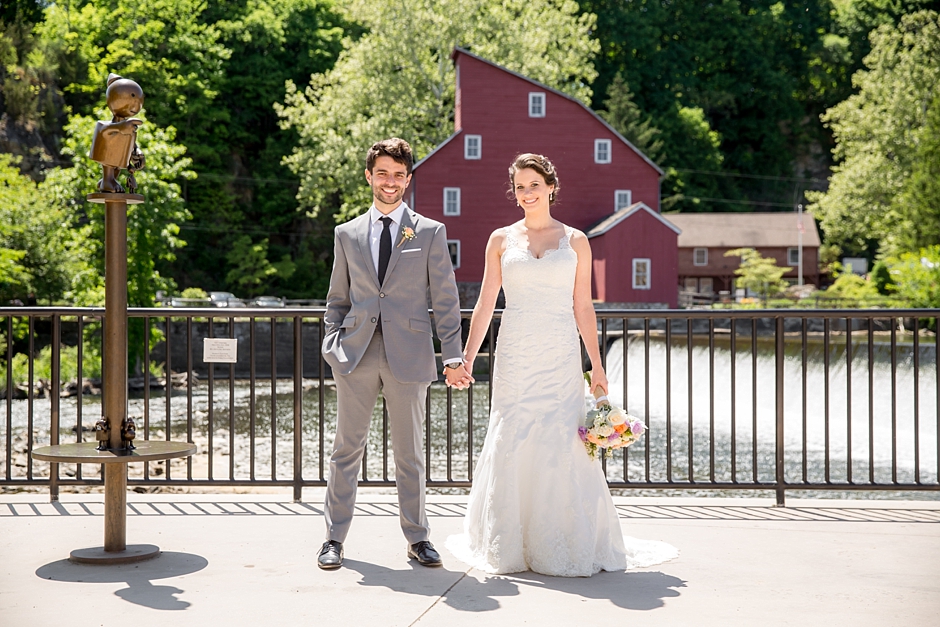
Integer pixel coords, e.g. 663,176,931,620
366,138,414,174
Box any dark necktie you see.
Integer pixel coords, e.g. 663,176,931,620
378,216,392,284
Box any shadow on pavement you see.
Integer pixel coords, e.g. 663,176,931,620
503,570,686,611
342,558,684,612
35,552,209,611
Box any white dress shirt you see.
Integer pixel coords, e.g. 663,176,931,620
368,202,407,275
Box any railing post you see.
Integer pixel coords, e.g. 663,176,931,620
775,316,786,507
49,314,60,502
293,315,303,502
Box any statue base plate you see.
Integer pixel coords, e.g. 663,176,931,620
32,441,196,464
86,192,144,205
70,544,161,565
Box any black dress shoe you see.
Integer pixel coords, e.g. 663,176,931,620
408,541,442,567
317,540,343,570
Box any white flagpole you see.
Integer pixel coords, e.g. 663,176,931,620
797,204,804,287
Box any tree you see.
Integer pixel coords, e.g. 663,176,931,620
225,235,296,297
600,73,664,164
176,0,350,296
806,11,940,256
579,0,835,212
891,94,940,251
819,271,883,305
827,0,940,105
0,154,87,305
1,1,44,25
725,247,789,303
31,0,352,299
0,10,67,175
884,245,940,309
278,0,599,221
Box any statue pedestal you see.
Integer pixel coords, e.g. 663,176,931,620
31,192,194,565
32,442,196,564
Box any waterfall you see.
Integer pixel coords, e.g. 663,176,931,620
601,335,939,482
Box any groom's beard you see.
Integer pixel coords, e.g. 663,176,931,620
371,181,405,208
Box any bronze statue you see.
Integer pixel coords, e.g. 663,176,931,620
90,74,146,193
95,417,110,451
121,416,137,450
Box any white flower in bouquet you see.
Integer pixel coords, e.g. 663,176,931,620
595,424,615,438
607,406,626,425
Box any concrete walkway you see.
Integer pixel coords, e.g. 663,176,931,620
2,490,939,626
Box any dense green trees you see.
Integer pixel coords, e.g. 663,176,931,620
582,0,836,210
278,0,599,221
2,0,939,307
0,154,87,305
806,11,940,257
0,0,348,302
581,0,940,214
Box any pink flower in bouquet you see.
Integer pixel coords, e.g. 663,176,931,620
578,426,588,441
631,420,646,436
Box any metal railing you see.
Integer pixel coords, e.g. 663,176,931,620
2,307,939,505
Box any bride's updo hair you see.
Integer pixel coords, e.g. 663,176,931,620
508,153,559,205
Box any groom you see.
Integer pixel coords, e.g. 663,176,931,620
318,138,473,570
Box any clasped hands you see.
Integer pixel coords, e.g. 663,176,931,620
443,360,475,390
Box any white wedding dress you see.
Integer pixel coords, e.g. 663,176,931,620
446,226,677,577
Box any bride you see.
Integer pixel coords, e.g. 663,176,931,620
446,153,677,576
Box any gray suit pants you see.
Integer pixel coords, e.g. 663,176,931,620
324,333,431,544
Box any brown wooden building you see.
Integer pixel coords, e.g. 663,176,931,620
666,212,821,296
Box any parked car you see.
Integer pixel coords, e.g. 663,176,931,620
168,297,212,307
209,292,246,308
249,296,285,308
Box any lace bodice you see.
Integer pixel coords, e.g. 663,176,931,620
500,225,577,317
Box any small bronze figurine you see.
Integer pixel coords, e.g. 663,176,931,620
121,416,137,450
95,417,110,451
90,73,146,193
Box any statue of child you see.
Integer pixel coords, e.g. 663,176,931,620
90,74,146,193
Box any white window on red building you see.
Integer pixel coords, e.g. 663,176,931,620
594,139,611,164
633,258,651,289
464,135,481,160
694,247,708,266
528,92,545,117
443,187,461,216
787,247,800,266
447,240,461,269
615,189,632,211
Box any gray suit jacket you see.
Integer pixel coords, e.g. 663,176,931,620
321,207,463,383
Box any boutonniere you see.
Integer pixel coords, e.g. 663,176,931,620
397,227,416,248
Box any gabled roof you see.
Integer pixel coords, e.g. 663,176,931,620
441,47,664,177
413,130,462,170
665,212,821,248
587,202,681,238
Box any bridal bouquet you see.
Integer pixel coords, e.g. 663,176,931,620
578,389,647,460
